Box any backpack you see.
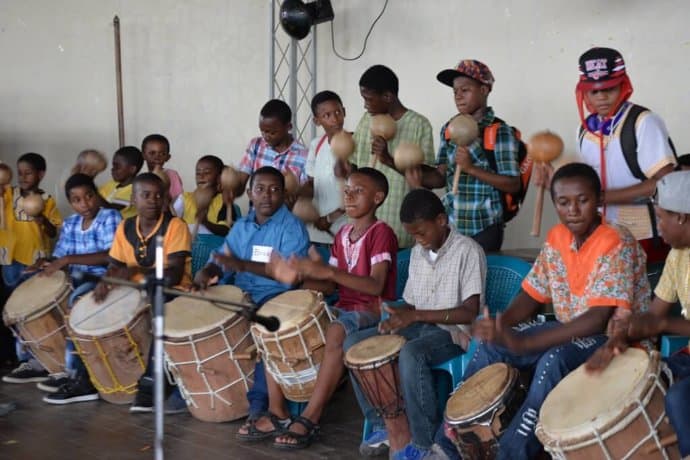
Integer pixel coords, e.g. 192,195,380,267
578,104,678,241
483,118,533,223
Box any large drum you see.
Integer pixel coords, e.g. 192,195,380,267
3,270,71,373
68,287,151,404
344,334,406,418
536,348,679,459
250,290,332,402
164,285,255,423
444,363,526,460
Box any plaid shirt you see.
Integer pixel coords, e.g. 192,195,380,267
436,107,519,236
238,136,308,184
52,207,121,276
353,110,434,248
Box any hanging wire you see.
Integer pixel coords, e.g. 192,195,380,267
330,0,389,61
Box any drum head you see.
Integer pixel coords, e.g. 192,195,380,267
4,270,68,322
164,285,246,337
345,334,406,366
69,287,146,336
539,348,651,440
256,290,322,332
446,363,513,422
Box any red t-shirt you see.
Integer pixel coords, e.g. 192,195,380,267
329,220,398,313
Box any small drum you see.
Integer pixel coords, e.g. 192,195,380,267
3,270,71,373
164,286,255,423
68,287,151,405
536,348,679,459
250,290,332,402
444,363,526,460
344,334,407,418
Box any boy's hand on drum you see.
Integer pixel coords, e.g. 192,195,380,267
213,249,245,273
585,335,628,374
41,258,66,276
627,312,667,340
266,251,299,285
93,282,111,303
379,304,416,334
289,247,329,281
473,307,498,342
192,268,218,291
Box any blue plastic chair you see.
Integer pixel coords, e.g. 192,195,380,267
361,254,532,441
395,248,412,300
661,336,687,358
189,204,241,276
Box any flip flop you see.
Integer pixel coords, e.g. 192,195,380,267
236,411,291,442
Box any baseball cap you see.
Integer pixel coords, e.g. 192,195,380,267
577,47,627,91
655,171,690,214
437,60,495,89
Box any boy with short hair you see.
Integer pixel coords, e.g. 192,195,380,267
94,173,192,413
350,65,434,249
98,146,144,219
233,99,308,199
345,188,486,459
33,173,122,403
141,134,184,203
575,47,676,262
172,155,231,236
0,152,62,382
246,167,398,450
431,163,650,460
586,170,690,457
415,59,520,253
194,166,310,422
303,90,348,244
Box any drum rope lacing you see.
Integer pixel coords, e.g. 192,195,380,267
71,320,147,395
543,364,674,460
9,287,71,371
164,316,254,410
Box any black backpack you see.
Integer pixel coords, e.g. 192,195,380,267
578,104,678,241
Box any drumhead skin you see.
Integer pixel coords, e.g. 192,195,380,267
446,363,513,422
538,348,650,438
4,271,68,322
345,334,406,366
164,285,246,337
69,287,146,336
257,290,322,331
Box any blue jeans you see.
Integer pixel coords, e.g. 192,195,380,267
664,351,690,456
344,322,463,449
434,322,607,460
65,281,96,378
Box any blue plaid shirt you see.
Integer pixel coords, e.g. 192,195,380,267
52,207,121,276
436,107,519,236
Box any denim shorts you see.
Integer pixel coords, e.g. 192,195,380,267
329,307,379,336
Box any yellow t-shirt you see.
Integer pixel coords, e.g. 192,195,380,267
174,192,229,233
109,214,192,288
99,180,136,219
654,247,690,347
1,187,63,265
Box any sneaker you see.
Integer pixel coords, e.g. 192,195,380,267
43,378,99,405
130,389,153,413
163,390,188,415
391,444,430,460
359,429,390,457
2,362,49,383
37,372,69,393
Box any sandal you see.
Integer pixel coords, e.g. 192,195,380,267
236,411,291,442
272,415,320,450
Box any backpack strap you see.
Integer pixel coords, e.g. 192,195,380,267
483,122,501,172
315,134,328,158
619,104,648,181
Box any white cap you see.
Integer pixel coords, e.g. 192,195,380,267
656,171,690,214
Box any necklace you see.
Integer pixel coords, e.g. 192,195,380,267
135,214,164,261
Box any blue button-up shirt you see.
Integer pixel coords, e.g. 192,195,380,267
211,204,309,305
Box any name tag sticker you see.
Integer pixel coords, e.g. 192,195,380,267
251,245,273,263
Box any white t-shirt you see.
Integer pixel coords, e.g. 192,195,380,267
304,134,348,244
577,104,676,240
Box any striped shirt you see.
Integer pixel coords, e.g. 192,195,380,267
238,137,308,184
436,107,519,236
352,110,434,248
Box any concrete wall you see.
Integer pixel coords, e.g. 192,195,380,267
1,0,688,248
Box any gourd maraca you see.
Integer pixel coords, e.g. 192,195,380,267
369,114,397,167
330,130,355,162
0,163,12,230
220,166,241,226
283,170,299,196
527,131,564,237
292,197,320,223
445,114,479,194
191,185,216,240
22,192,45,217
72,150,108,177
393,142,424,171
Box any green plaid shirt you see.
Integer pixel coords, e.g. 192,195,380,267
436,107,519,236
353,110,434,248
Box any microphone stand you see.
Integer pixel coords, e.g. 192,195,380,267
153,236,165,460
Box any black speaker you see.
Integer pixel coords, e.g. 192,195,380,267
279,0,334,40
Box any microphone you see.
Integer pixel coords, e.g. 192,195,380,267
250,313,281,332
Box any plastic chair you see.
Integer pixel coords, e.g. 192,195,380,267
661,336,688,358
395,248,411,300
362,254,532,441
191,234,225,276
